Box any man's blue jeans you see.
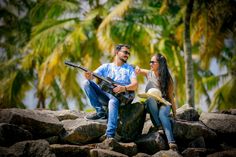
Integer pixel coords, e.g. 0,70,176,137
83,80,120,137
145,97,175,143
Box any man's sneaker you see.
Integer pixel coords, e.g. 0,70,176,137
158,129,164,135
169,143,178,151
85,113,107,121
99,134,115,142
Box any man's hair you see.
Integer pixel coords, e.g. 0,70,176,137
115,44,131,51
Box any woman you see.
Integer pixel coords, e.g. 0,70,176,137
135,53,177,150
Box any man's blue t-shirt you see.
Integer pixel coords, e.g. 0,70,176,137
94,63,136,86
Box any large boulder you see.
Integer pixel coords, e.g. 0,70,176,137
200,112,236,146
0,107,235,156
0,108,64,138
152,150,182,157
50,144,93,157
135,132,167,155
0,123,32,147
173,120,217,147
42,110,85,121
200,112,236,135
97,138,138,156
0,139,55,157
207,149,236,157
61,118,106,144
90,148,128,157
176,105,200,121
117,102,146,141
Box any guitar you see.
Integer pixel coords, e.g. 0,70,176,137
65,61,135,106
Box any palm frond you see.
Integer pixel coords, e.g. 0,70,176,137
159,0,169,15
97,0,133,52
29,0,80,24
25,18,76,56
209,77,236,111
38,46,64,91
0,69,32,108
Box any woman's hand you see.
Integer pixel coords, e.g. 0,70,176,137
135,66,141,75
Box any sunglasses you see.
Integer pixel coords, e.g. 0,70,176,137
149,61,158,64
120,50,130,55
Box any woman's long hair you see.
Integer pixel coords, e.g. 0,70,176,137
155,54,173,100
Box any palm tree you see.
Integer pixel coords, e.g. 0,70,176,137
0,0,35,108
23,0,143,109
2,0,234,112
23,0,99,109
190,0,236,111
183,0,195,107
96,0,188,107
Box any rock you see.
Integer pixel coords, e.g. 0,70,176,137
142,119,156,134
0,108,64,138
135,132,167,155
176,106,200,121
207,149,236,157
0,123,32,147
61,118,106,144
173,120,217,143
182,148,207,157
200,112,236,134
0,107,235,157
97,138,138,156
50,144,92,157
45,136,60,144
200,112,236,146
152,149,183,157
41,109,84,121
0,139,55,157
133,152,151,157
90,148,128,157
188,136,206,148
117,102,146,141
221,109,236,115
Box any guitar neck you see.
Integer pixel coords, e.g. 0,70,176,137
64,61,113,84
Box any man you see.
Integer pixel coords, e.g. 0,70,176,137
83,44,138,139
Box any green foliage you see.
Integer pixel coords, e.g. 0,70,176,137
1,0,235,111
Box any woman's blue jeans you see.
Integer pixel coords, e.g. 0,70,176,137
145,97,175,143
83,80,119,137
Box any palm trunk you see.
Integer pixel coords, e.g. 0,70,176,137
184,0,195,107
37,90,45,109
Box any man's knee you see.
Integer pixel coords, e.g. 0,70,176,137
83,80,91,88
109,98,119,107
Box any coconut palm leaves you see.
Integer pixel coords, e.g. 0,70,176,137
24,0,87,109
25,0,186,109
1,0,235,111
190,0,236,110
0,0,34,108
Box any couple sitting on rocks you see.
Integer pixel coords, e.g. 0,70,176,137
83,44,177,151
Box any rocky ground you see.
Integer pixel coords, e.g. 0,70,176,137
0,103,236,157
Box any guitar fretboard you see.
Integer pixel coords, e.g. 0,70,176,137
64,61,113,84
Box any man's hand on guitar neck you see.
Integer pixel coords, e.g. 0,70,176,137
84,71,94,80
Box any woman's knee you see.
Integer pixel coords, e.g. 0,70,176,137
146,98,156,107
146,98,157,111
159,106,170,118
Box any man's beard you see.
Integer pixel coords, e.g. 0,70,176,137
119,57,127,63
